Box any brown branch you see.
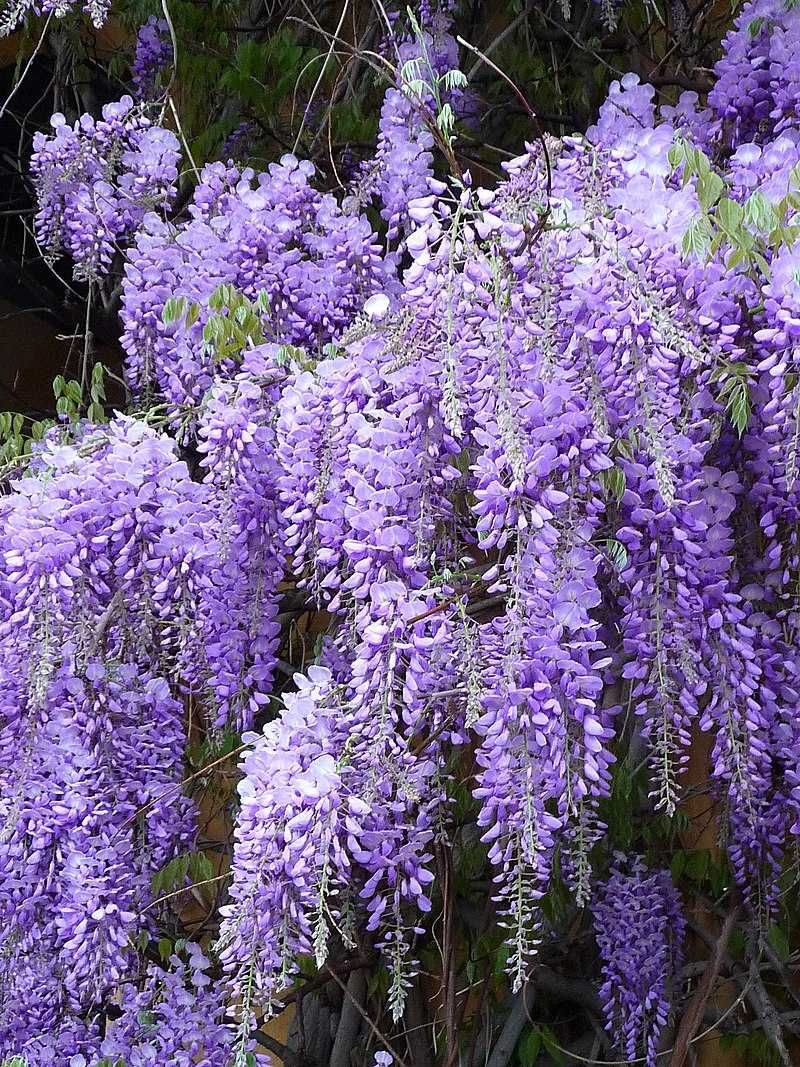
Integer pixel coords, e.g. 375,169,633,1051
437,839,459,1067
647,73,714,93
669,903,741,1067
278,953,377,1008
329,968,367,1067
114,740,249,837
88,589,124,656
251,1030,294,1063
326,964,412,1067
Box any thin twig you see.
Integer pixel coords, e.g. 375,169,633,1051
114,740,249,838
0,13,53,121
466,2,532,80
293,0,350,154
160,0,179,115
456,35,552,207
142,871,231,913
169,95,200,176
326,965,412,1067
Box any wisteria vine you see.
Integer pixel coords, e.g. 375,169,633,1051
6,0,800,1064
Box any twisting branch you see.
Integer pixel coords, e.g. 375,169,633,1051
669,903,741,1067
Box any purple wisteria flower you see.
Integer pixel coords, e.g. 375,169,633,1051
132,17,172,100
31,97,180,281
593,858,685,1067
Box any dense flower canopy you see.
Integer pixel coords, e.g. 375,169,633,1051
5,0,800,1064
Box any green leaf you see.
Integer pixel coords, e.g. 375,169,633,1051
697,170,725,212
727,376,752,436
603,538,628,572
751,251,771,277
603,760,635,848
682,215,713,261
617,429,640,460
152,853,191,895
162,297,188,324
716,197,744,237
668,140,687,171
189,851,214,884
685,849,710,882
518,1028,543,1066
744,190,778,232
767,923,791,962
708,855,730,896
601,465,626,501
671,850,686,881
713,361,753,436
442,68,467,90
436,102,455,136
541,1026,566,1065
726,248,748,271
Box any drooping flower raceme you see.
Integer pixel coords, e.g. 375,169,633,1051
0,418,209,1054
132,16,172,100
592,859,685,1067
121,155,392,406
98,944,254,1066
349,13,463,242
31,97,180,281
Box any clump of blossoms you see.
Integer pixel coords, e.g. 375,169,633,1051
98,944,265,1065
190,345,287,731
706,0,800,149
131,16,172,100
0,419,207,1054
348,10,464,242
12,0,800,1060
31,96,180,281
592,859,685,1067
121,154,392,406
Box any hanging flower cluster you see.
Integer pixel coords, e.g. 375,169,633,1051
131,16,172,100
0,419,206,1054
348,10,465,242
31,96,180,281
707,0,800,148
97,944,261,1066
190,346,287,732
120,155,392,406
592,858,685,1067
12,0,800,1060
